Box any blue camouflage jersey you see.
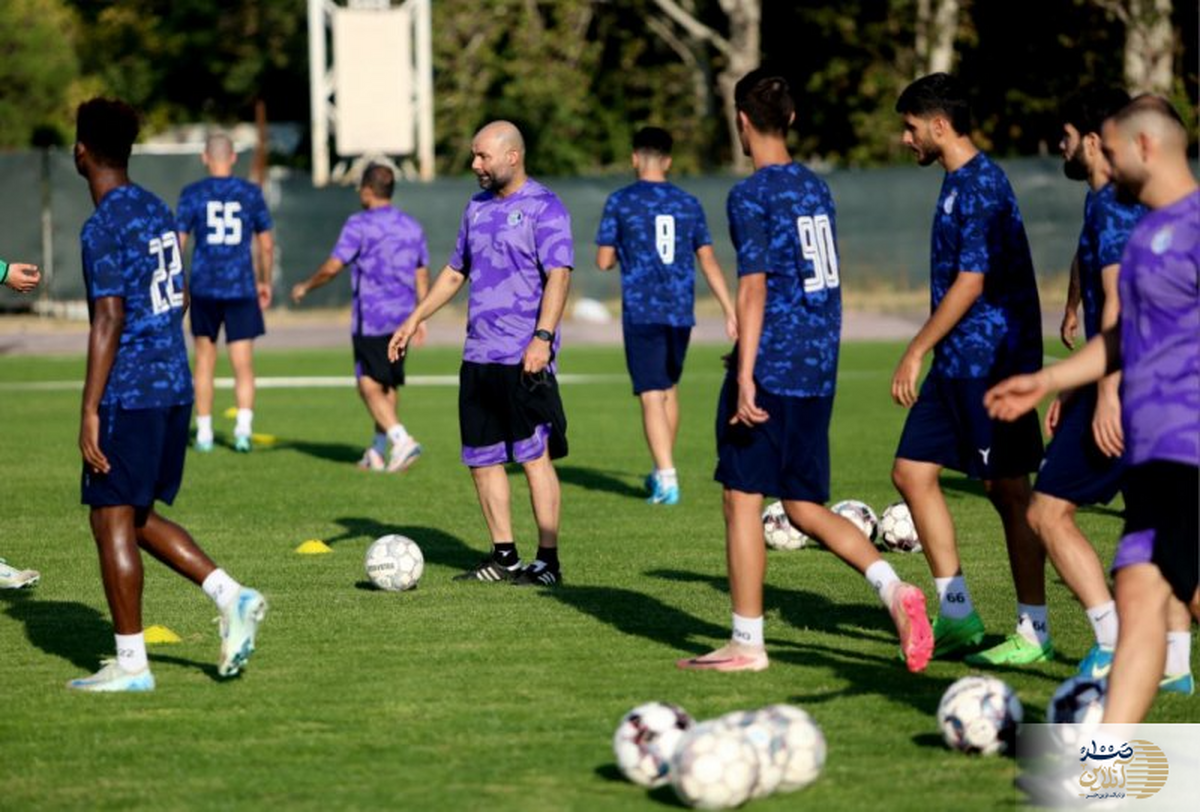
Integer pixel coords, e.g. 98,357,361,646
929,152,1042,379
1077,183,1145,339
727,163,841,398
176,176,273,299
595,180,712,326
82,184,193,409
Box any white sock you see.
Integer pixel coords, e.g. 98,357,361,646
1165,631,1193,676
934,575,974,618
1016,603,1050,646
115,632,149,673
387,423,410,447
202,568,241,611
196,415,213,443
731,612,764,648
657,468,678,489
235,409,253,438
865,560,901,605
1085,601,1118,648
372,431,388,455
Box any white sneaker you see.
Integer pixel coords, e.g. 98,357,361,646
218,588,267,677
358,448,386,471
0,558,40,590
67,660,155,692
387,437,423,473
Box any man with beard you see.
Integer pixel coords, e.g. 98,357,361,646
890,73,1049,665
388,121,572,587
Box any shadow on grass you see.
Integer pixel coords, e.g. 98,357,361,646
2,594,114,671
146,652,222,681
325,518,482,571
271,439,363,465
555,465,646,499
538,584,726,654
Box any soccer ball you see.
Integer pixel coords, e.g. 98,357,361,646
937,675,1023,756
762,501,809,550
364,534,424,591
612,702,694,788
761,704,826,793
670,721,760,810
878,501,922,553
715,710,788,799
1047,676,1106,726
830,499,879,543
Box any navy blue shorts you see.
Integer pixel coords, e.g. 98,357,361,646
81,403,191,508
623,321,691,395
1034,386,1125,505
896,373,1043,480
190,295,265,343
714,372,832,502
353,334,406,389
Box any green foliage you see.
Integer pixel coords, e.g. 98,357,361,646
0,0,81,147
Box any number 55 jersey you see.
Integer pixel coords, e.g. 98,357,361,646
176,175,273,300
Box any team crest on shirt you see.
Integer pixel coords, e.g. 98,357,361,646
507,211,524,226
1150,226,1173,255
943,190,958,215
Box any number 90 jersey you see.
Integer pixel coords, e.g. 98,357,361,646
727,163,841,398
176,176,272,299
82,184,193,409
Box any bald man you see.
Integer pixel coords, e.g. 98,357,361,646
987,95,1198,722
389,121,573,587
177,133,275,453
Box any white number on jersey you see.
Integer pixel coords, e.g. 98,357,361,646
205,200,244,246
796,214,840,292
655,214,676,265
149,232,185,315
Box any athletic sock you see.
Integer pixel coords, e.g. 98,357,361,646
534,546,559,569
1085,600,1118,648
387,423,411,447
865,560,901,605
235,409,253,438
372,431,388,456
934,575,974,619
202,568,242,611
657,468,678,490
196,415,214,443
731,612,764,648
491,543,519,567
1016,603,1050,646
1165,631,1193,676
115,632,149,673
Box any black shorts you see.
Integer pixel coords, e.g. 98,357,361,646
81,403,191,508
458,361,568,467
189,296,265,343
1112,461,1199,604
354,334,406,389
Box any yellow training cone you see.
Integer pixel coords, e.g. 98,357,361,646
251,433,278,447
295,539,333,555
144,625,183,644
223,406,239,419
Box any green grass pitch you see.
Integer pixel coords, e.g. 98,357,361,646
0,341,1193,810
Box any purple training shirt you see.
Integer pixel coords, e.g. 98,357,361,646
332,206,429,337
448,179,574,365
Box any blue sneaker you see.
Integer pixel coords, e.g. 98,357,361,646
1160,673,1194,696
218,588,267,677
643,472,657,493
648,480,680,506
68,660,155,692
195,437,214,453
233,435,252,453
1076,643,1115,680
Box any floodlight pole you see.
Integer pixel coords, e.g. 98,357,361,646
308,0,334,187
414,0,434,181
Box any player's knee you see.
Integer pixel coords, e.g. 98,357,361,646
1026,496,1069,537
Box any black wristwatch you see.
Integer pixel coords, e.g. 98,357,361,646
533,329,553,342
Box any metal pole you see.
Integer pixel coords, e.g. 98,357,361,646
308,0,330,187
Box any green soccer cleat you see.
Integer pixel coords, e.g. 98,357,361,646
932,611,986,658
67,660,155,692
964,633,1054,666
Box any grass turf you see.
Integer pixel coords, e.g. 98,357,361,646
0,341,1193,811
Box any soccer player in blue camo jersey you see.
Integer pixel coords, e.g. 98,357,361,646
177,133,275,453
596,126,737,505
890,74,1050,666
291,163,428,473
988,95,1199,720
677,70,933,674
70,98,266,692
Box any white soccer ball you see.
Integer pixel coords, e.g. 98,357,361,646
670,721,760,810
761,704,826,793
879,501,922,553
937,675,1023,756
364,534,424,591
830,499,879,543
612,702,695,788
714,710,787,799
1047,676,1106,726
762,501,809,550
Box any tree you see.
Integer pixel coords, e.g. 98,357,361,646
0,0,80,147
915,0,960,75
1091,0,1175,94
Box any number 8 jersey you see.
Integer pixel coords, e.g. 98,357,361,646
82,184,193,409
176,176,272,299
727,162,841,398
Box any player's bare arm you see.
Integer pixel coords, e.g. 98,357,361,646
986,326,1120,422
79,295,124,475
256,230,275,310
595,245,617,271
1092,262,1124,457
731,272,768,426
891,270,984,407
411,265,431,347
523,266,570,374
1,261,41,292
389,265,465,361
290,256,344,304
1060,253,1082,349
696,244,738,341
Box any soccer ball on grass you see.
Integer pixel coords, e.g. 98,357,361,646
612,702,694,788
879,501,922,553
936,675,1023,755
364,534,424,591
